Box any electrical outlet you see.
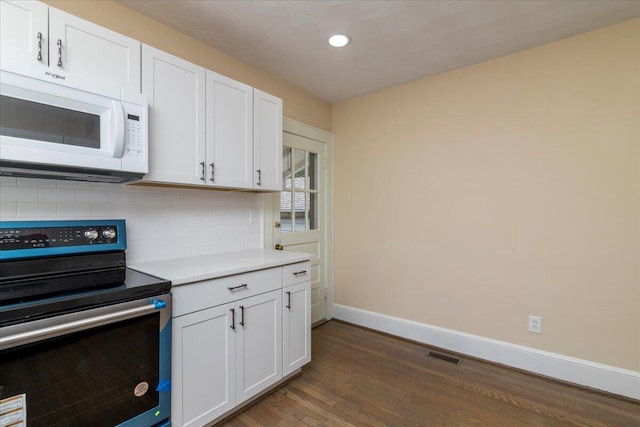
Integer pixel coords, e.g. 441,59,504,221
249,208,258,223
528,315,542,334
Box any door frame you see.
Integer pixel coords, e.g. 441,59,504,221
261,117,334,321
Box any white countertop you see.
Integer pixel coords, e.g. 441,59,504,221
130,249,312,286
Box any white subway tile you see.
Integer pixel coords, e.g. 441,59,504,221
2,180,261,263
38,188,76,203
0,202,17,218
0,186,38,202
75,190,108,203
57,203,92,217
17,202,57,217
17,178,57,188
91,182,120,191
91,204,124,218
57,181,92,190
0,177,17,187
107,191,125,204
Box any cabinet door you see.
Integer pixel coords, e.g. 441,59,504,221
235,290,282,404
142,45,206,185
253,89,283,190
172,304,236,427
206,71,253,188
283,281,311,376
48,7,140,98
0,0,48,76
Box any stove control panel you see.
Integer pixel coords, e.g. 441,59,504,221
0,220,126,260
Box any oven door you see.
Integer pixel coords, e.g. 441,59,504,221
0,294,171,427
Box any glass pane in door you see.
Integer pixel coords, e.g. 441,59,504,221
308,192,318,230
283,146,292,189
280,191,292,232
294,191,306,231
308,152,317,190
293,149,305,189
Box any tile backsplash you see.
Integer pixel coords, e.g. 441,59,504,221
0,177,263,264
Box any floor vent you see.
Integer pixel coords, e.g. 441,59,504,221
427,352,462,365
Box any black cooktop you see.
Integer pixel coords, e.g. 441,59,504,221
0,268,170,327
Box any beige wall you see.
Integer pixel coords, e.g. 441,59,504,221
44,0,332,132
333,19,640,371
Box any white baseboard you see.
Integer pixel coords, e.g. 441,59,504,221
333,304,640,400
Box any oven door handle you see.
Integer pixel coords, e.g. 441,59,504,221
0,299,166,349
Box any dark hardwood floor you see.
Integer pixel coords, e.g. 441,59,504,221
222,320,640,426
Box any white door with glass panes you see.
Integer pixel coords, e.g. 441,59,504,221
278,132,327,325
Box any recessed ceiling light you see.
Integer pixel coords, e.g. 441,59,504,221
328,34,350,48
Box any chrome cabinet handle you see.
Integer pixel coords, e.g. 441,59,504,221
293,270,307,276
239,305,245,326
37,32,42,61
230,308,235,330
209,162,215,182
286,291,291,309
200,161,205,181
57,39,62,67
256,169,261,186
227,283,248,291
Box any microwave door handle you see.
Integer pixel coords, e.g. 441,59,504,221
112,100,125,157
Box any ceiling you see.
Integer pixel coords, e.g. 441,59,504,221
118,0,640,103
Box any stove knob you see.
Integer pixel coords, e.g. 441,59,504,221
84,229,99,240
102,228,116,240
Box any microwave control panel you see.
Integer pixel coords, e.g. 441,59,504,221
124,112,142,160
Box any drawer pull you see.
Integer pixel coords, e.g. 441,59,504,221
57,39,62,67
230,308,235,330
286,291,291,309
37,32,43,61
293,270,307,276
228,284,248,291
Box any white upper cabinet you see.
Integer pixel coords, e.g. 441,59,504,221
253,89,283,191
0,1,140,98
206,71,253,188
143,57,283,191
142,45,206,186
0,1,48,73
48,8,140,97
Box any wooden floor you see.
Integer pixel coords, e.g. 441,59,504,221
222,320,639,426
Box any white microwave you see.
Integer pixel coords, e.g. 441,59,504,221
0,70,147,183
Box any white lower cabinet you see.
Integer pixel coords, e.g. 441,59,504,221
283,281,311,376
173,304,235,427
235,290,282,404
171,263,309,426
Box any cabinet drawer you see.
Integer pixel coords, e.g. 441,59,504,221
173,267,282,317
282,262,311,288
